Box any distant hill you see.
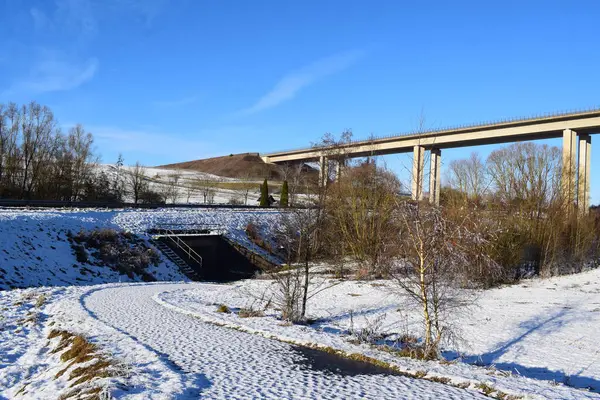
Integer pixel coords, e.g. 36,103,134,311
157,153,283,180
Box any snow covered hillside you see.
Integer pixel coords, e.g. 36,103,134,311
102,164,268,205
0,208,282,290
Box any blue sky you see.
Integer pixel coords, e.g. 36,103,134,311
1,0,599,203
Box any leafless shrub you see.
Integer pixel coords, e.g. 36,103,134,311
326,160,400,278
391,202,499,357
347,311,387,344
269,207,335,323
446,142,600,281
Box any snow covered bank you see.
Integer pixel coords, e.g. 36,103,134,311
0,284,188,398
156,272,600,399
0,208,282,289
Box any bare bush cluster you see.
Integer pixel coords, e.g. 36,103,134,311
266,132,596,359
68,229,161,281
326,161,400,278
446,142,600,279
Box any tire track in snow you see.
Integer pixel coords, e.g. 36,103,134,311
82,284,488,399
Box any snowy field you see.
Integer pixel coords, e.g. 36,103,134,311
0,208,282,289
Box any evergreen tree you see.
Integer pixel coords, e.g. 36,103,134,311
280,180,289,207
260,179,269,207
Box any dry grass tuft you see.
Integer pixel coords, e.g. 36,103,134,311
58,386,102,400
216,304,231,313
237,308,264,318
429,376,451,384
70,360,114,386
476,383,495,395
60,335,98,364
17,311,39,326
48,329,122,399
35,294,47,308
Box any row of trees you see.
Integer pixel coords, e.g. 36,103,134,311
0,102,265,205
0,102,101,201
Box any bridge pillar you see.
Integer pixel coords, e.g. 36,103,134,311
319,156,329,187
412,145,425,201
429,148,441,206
334,159,344,181
562,129,577,209
578,134,591,214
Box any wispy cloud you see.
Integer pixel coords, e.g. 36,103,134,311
3,56,98,96
239,49,366,115
153,96,198,108
3,0,170,97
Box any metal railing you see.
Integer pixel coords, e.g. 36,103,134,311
160,228,203,267
149,223,226,236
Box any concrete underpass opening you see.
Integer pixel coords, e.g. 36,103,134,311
150,225,267,282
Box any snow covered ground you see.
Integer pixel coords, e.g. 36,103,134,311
2,283,493,399
0,208,282,289
2,278,599,399
156,270,600,398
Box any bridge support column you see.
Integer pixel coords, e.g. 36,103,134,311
319,156,329,187
429,148,441,206
412,145,425,201
562,129,577,209
578,134,591,214
334,159,344,181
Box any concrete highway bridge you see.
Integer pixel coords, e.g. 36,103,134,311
261,108,599,212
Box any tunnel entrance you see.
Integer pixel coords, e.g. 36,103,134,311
150,226,264,282
179,235,260,281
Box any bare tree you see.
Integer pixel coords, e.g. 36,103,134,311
112,153,126,202
239,170,255,205
271,205,331,322
19,102,57,198
164,170,182,203
447,152,488,203
184,179,196,203
195,176,217,204
128,162,148,204
486,142,561,212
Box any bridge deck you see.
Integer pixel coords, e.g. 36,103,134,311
263,108,600,162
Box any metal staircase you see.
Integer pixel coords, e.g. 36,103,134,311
151,231,203,280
